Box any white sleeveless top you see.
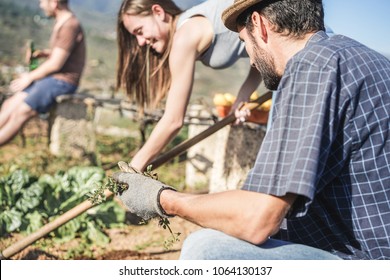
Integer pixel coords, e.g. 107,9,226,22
177,0,248,69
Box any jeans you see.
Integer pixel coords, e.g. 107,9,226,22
179,229,341,260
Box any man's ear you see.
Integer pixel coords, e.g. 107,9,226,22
251,12,268,43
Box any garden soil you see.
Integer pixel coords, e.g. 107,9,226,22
2,215,202,260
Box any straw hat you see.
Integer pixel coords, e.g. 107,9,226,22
222,0,263,32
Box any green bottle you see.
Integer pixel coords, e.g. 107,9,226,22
29,41,39,71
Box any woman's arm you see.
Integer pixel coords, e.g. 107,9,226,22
231,66,263,111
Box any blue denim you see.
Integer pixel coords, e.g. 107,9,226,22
180,229,342,260
24,76,77,113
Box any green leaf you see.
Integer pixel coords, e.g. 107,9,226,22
15,182,44,212
84,220,110,246
22,211,44,234
67,166,105,193
0,208,23,234
57,194,85,212
41,189,60,214
54,215,82,242
0,180,14,209
9,169,35,195
90,201,126,228
39,174,64,193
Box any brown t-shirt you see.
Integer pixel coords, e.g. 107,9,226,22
50,16,86,85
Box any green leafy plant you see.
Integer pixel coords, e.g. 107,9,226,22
0,166,126,247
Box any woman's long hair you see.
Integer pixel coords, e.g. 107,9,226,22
116,0,182,111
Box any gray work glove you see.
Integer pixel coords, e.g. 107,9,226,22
111,171,176,221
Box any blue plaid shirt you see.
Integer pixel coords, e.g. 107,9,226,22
242,31,390,260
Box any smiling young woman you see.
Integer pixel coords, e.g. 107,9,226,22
116,0,262,171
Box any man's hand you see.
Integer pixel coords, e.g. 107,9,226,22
10,73,33,93
111,171,176,221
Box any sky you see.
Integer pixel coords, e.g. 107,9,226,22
323,0,390,57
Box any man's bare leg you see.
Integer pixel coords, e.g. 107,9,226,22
0,99,37,146
0,92,28,129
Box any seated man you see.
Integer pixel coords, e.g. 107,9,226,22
111,0,390,260
0,0,85,146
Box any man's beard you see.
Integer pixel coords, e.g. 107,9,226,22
249,34,281,90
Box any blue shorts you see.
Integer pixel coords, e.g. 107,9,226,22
24,76,77,113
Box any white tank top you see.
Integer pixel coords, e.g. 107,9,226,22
177,0,248,69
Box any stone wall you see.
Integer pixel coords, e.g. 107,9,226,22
49,95,97,158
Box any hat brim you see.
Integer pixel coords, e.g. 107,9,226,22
222,0,263,32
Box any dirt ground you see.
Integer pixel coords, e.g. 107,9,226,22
2,216,202,260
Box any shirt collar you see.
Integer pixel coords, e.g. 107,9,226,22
305,30,329,48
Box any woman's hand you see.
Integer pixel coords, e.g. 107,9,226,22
233,103,251,125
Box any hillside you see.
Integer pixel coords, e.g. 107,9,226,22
0,0,122,32
0,0,255,102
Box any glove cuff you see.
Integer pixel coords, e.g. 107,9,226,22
157,186,176,218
